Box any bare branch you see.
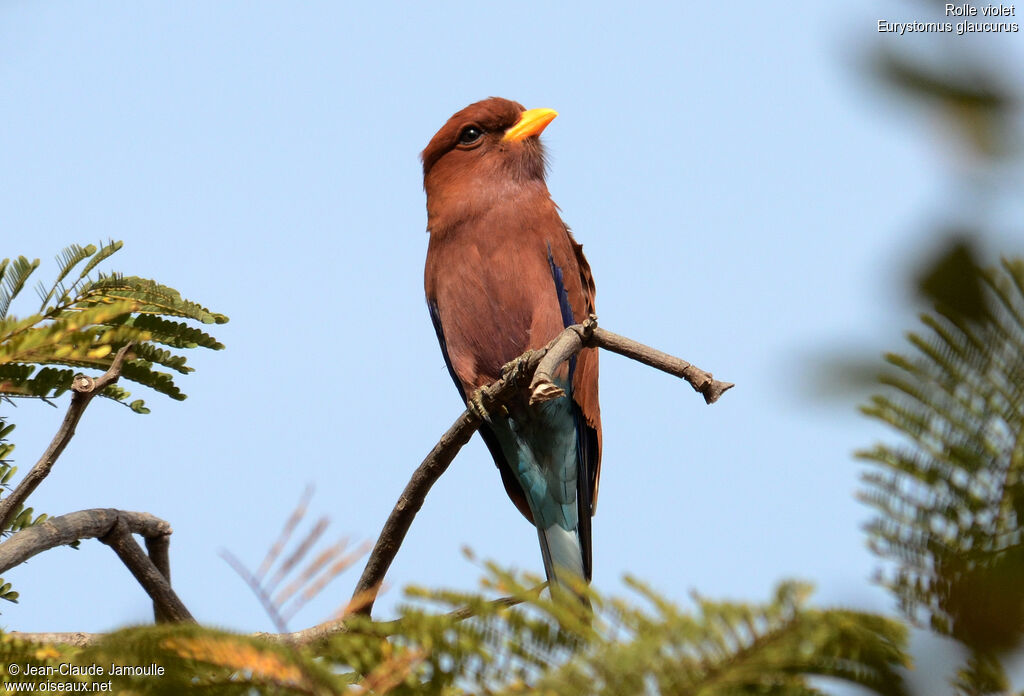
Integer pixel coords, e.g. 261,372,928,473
284,581,541,649
346,410,480,619
591,326,735,404
529,315,597,404
529,317,734,405
100,517,193,623
0,508,168,571
145,533,173,623
350,318,732,617
4,322,732,646
0,507,193,623
6,632,95,648
0,344,134,531
12,589,538,648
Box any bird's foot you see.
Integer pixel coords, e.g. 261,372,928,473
501,349,540,388
467,387,492,422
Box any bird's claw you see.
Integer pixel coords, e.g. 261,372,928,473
467,387,491,422
501,349,539,388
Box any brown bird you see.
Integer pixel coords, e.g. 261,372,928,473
422,97,601,591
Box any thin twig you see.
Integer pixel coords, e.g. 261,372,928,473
344,410,481,619
591,326,734,404
0,344,134,531
343,337,556,618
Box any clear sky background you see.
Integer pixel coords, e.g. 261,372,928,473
2,2,1022,693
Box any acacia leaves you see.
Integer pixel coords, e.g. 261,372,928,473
860,256,1024,687
0,241,227,412
0,568,910,696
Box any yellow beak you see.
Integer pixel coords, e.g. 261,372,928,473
502,108,558,142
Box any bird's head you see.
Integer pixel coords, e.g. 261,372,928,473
421,97,558,233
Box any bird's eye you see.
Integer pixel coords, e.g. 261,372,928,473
458,125,483,146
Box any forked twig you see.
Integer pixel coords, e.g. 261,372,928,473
0,508,192,623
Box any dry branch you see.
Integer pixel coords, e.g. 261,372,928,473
100,517,193,623
13,586,538,648
145,533,174,623
5,319,732,647
0,508,193,623
347,317,732,618
593,326,733,403
5,632,95,648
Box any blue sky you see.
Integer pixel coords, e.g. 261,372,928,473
2,1,1022,692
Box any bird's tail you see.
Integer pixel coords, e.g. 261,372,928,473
537,524,589,605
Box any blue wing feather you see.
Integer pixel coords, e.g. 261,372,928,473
547,247,594,580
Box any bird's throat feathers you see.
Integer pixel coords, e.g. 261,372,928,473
426,175,554,237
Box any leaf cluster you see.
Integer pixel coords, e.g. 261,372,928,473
0,565,909,696
860,257,1024,688
0,241,227,412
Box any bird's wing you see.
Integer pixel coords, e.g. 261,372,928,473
564,231,603,517
427,300,536,522
570,234,597,316
547,240,600,580
426,299,466,400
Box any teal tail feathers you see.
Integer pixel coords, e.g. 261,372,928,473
538,523,590,606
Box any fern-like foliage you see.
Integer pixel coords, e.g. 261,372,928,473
0,241,227,412
1,567,908,695
399,567,908,696
859,257,1024,684
0,256,40,321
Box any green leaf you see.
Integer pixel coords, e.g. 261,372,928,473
0,242,227,410
35,243,97,312
0,257,40,320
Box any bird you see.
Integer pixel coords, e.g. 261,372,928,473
421,97,601,595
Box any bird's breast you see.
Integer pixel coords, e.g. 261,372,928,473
425,210,575,390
